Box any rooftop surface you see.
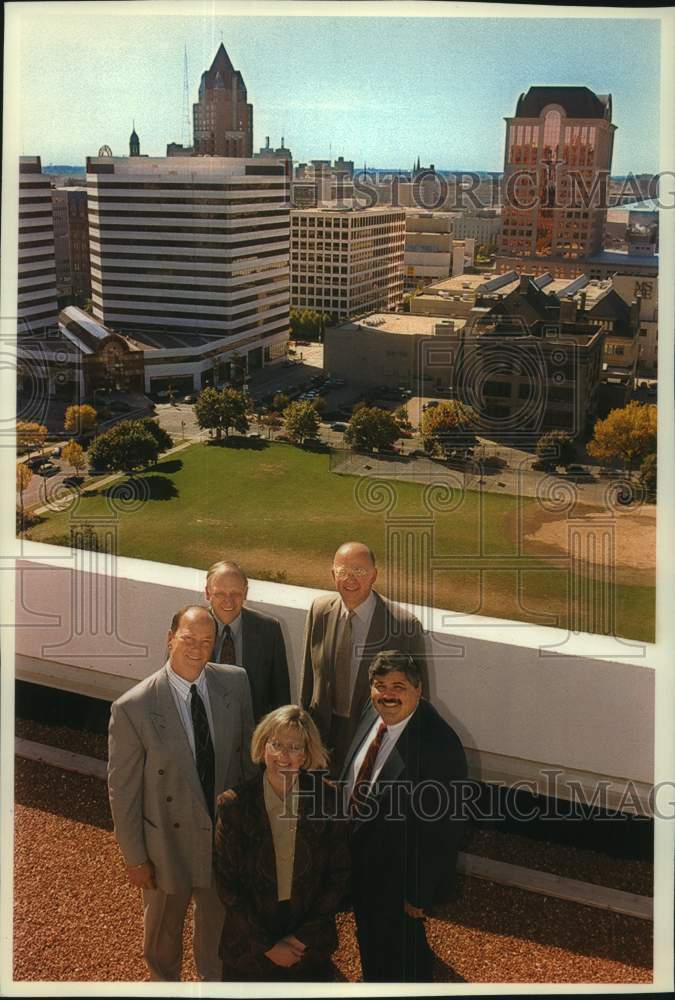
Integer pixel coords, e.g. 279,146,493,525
12,718,653,985
340,313,466,335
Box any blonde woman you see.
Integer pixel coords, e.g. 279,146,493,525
214,705,350,981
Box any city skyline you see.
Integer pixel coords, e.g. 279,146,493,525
6,5,662,174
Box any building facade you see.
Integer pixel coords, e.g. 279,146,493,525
404,211,474,289
18,156,59,334
52,187,91,303
496,86,616,278
290,205,405,318
193,43,253,157
86,155,290,393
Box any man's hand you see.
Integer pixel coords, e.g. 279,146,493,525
404,900,425,919
126,860,156,890
282,934,306,956
264,941,302,967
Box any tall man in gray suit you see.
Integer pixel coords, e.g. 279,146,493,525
108,604,255,981
300,541,427,772
205,559,291,721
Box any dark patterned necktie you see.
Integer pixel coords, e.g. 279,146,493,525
218,624,235,665
190,684,215,820
349,721,388,814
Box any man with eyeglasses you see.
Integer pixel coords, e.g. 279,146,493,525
300,541,427,773
108,604,256,981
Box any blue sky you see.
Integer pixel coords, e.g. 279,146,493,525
7,6,663,173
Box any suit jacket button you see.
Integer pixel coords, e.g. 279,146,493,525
166,796,173,802
158,769,165,775
174,822,180,828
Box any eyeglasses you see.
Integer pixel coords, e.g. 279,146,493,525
333,566,370,581
266,739,305,756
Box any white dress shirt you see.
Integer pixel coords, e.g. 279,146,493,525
213,611,243,665
166,662,216,759
345,708,416,803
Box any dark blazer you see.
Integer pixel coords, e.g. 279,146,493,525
300,591,428,744
214,771,350,978
341,698,467,913
215,606,291,722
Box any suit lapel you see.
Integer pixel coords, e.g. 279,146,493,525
341,704,377,780
349,594,387,724
153,665,207,813
322,595,342,691
240,607,256,667
206,665,235,797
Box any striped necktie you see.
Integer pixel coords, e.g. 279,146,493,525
349,721,388,814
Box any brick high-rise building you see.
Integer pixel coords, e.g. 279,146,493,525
52,187,91,302
193,43,253,157
496,86,616,278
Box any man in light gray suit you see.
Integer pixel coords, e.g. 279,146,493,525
108,604,255,981
300,541,428,773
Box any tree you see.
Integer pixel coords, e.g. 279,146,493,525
535,430,576,470
138,418,174,453
289,307,331,342
88,420,160,472
64,404,98,436
345,406,401,453
17,421,48,457
258,411,282,439
61,440,86,479
394,405,413,434
283,401,321,446
194,387,249,442
17,463,33,534
420,400,477,457
588,401,657,474
639,452,656,495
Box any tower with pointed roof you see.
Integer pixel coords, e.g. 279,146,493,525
193,43,253,156
129,123,140,157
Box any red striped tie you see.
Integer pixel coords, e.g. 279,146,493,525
349,721,388,814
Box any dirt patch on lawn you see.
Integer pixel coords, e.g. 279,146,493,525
509,501,656,587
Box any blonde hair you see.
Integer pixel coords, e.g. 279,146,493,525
250,705,328,770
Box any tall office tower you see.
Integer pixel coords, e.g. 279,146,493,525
18,156,59,333
193,43,253,157
86,156,290,374
52,186,91,301
291,205,405,318
497,86,616,278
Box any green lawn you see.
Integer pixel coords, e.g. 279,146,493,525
27,440,655,642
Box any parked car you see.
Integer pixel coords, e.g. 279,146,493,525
330,422,348,432
51,447,62,458
183,394,196,403
63,475,83,487
566,464,593,481
422,400,439,411
27,456,49,470
35,462,59,477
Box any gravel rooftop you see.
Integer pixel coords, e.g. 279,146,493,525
12,745,653,985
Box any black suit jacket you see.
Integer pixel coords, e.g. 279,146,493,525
341,698,467,913
215,606,291,722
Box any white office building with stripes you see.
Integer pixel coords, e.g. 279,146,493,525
18,156,59,334
86,156,290,395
